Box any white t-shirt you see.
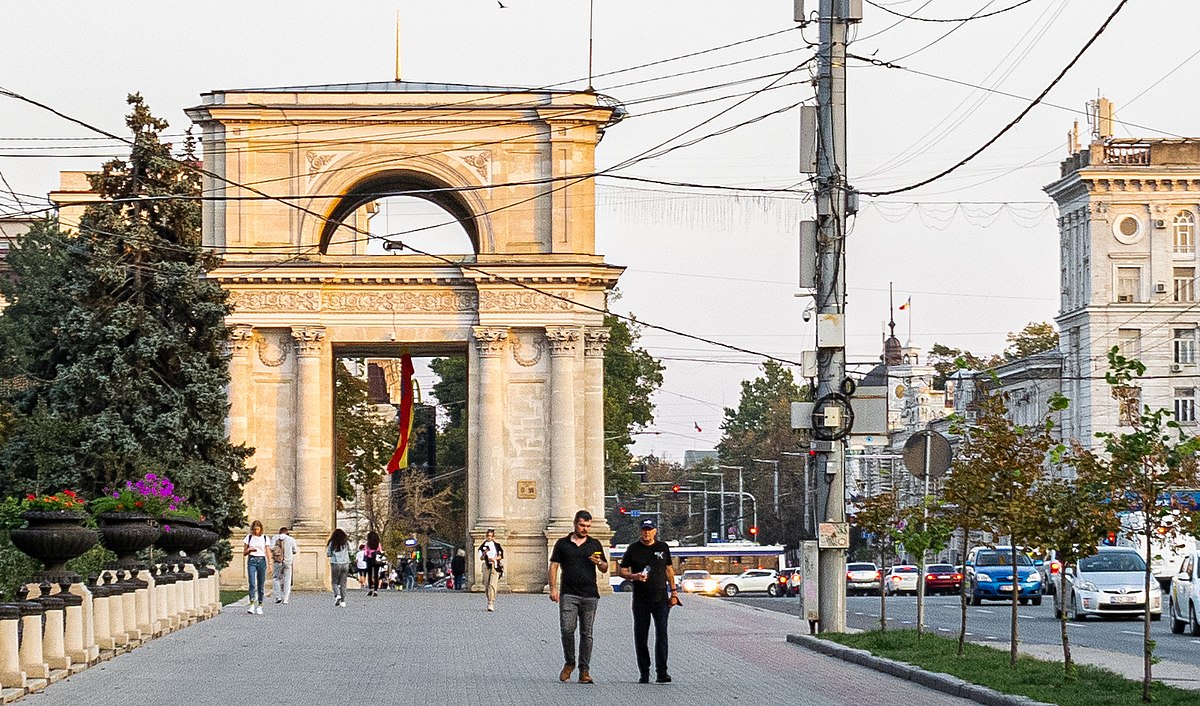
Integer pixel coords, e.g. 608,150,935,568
244,533,270,558
355,550,367,570
481,540,500,562
271,533,298,563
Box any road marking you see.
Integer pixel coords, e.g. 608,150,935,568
1120,630,1143,636
974,609,995,614
902,620,913,624
1019,614,1038,619
1066,623,1088,628
1190,640,1200,645
984,636,998,640
853,611,865,615
937,628,951,632
965,632,974,636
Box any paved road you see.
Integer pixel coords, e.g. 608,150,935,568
727,592,1200,666
24,589,975,705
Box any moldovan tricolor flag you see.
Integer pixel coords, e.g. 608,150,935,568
898,297,911,311
386,353,416,474
694,422,703,433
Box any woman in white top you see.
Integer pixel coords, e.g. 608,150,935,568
243,520,271,614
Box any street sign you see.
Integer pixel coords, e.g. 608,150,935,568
629,510,641,517
903,430,951,480
403,538,417,546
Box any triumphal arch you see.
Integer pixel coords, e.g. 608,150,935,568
185,81,623,591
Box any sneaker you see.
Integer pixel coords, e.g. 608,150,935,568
246,604,255,614
559,664,574,682
282,599,289,604
578,670,593,684
255,605,264,615
275,598,282,604
656,674,672,684
339,601,347,608
486,604,495,612
638,674,649,684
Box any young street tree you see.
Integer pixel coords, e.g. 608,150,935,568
894,498,953,641
854,490,901,632
0,95,250,542
1072,348,1200,702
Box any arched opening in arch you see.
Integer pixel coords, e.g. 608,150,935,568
320,170,479,256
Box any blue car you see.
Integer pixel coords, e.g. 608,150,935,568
965,547,1043,606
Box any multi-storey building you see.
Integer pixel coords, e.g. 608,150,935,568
1045,105,1200,447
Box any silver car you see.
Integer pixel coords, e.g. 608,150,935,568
1168,550,1200,635
846,562,881,595
1054,547,1162,621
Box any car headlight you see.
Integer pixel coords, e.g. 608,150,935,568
1077,581,1099,592
976,573,993,582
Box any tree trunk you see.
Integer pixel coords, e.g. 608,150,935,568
916,550,926,639
958,528,970,656
1059,568,1073,677
1144,531,1154,703
1010,544,1019,668
879,544,887,632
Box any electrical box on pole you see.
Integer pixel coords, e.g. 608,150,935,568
799,220,817,288
799,106,818,174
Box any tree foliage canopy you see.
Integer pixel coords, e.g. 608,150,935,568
603,313,664,496
0,95,250,537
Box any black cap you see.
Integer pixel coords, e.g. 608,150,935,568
639,518,657,530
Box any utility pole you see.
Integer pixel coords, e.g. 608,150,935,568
813,0,858,634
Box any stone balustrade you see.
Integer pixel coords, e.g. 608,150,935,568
0,559,224,702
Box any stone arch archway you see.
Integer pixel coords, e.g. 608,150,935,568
187,82,623,591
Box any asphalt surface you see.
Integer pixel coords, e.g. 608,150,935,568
725,591,1200,666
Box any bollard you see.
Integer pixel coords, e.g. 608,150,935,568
71,578,98,664
132,568,152,639
16,601,48,681
117,571,139,644
104,574,128,649
0,604,24,690
57,581,86,669
90,584,113,653
159,568,179,632
179,568,196,624
35,592,68,673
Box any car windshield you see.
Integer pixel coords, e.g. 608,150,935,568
847,564,875,571
893,566,917,573
1079,552,1146,573
682,571,710,579
975,551,1032,567
928,565,956,572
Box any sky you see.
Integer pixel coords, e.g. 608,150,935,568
1,0,1197,461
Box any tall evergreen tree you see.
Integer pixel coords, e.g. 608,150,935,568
0,95,250,541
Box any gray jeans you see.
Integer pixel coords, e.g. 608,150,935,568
331,563,349,601
559,594,599,670
272,561,293,602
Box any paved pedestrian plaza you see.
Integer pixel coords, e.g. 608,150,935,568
24,589,972,705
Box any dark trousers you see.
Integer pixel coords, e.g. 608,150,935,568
632,599,670,677
366,559,381,590
560,594,599,669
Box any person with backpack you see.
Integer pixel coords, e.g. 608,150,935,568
364,531,384,597
326,528,351,607
478,528,504,612
242,520,271,615
271,526,298,604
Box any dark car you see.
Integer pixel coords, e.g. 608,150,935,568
777,567,801,597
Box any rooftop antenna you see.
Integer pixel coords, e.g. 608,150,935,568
587,0,595,91
394,9,403,82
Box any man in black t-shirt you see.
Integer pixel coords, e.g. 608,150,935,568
550,510,609,684
618,517,679,683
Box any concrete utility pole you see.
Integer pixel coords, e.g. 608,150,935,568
813,0,857,634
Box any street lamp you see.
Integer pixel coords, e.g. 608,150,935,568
752,459,781,517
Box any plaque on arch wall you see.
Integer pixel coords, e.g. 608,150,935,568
516,480,537,499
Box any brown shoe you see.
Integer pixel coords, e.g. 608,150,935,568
559,664,574,682
579,669,594,684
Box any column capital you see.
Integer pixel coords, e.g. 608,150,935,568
472,326,510,357
228,325,256,355
290,326,327,358
545,326,581,357
583,327,611,358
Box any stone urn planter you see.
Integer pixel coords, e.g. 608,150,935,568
96,512,160,567
8,510,98,579
193,521,220,576
154,517,209,560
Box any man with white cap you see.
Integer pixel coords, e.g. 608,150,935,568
617,517,679,683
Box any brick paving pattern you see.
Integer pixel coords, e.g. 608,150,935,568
23,589,973,705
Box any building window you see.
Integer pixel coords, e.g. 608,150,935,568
1118,328,1142,359
1175,211,1196,255
1176,389,1197,424
1176,268,1196,302
1175,328,1197,365
1116,267,1141,302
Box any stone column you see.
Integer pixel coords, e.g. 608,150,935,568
59,589,86,667
0,604,23,689
37,596,67,671
119,573,138,642
72,582,97,663
583,328,610,519
134,570,152,638
291,325,327,527
545,327,581,529
473,326,509,527
227,325,255,446
91,585,113,651
17,602,48,680
106,580,128,648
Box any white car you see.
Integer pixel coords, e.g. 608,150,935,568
1054,547,1162,621
1169,550,1200,635
846,562,881,595
719,569,780,597
678,570,718,595
883,565,919,595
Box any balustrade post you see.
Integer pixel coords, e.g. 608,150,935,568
0,604,24,690
16,600,48,681
104,574,128,649
57,580,86,669
90,583,114,653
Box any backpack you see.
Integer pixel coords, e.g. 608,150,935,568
271,537,286,563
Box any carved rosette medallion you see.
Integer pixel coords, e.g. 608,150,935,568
511,333,544,367
584,327,611,358
472,326,509,358
456,150,493,180
545,327,581,357
291,326,327,358
228,325,256,355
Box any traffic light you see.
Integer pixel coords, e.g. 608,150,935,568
748,526,759,538
671,484,681,494
618,506,628,515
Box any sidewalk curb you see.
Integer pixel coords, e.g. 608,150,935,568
786,634,1054,706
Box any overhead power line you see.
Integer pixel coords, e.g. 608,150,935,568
857,0,1131,197
864,0,1035,23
